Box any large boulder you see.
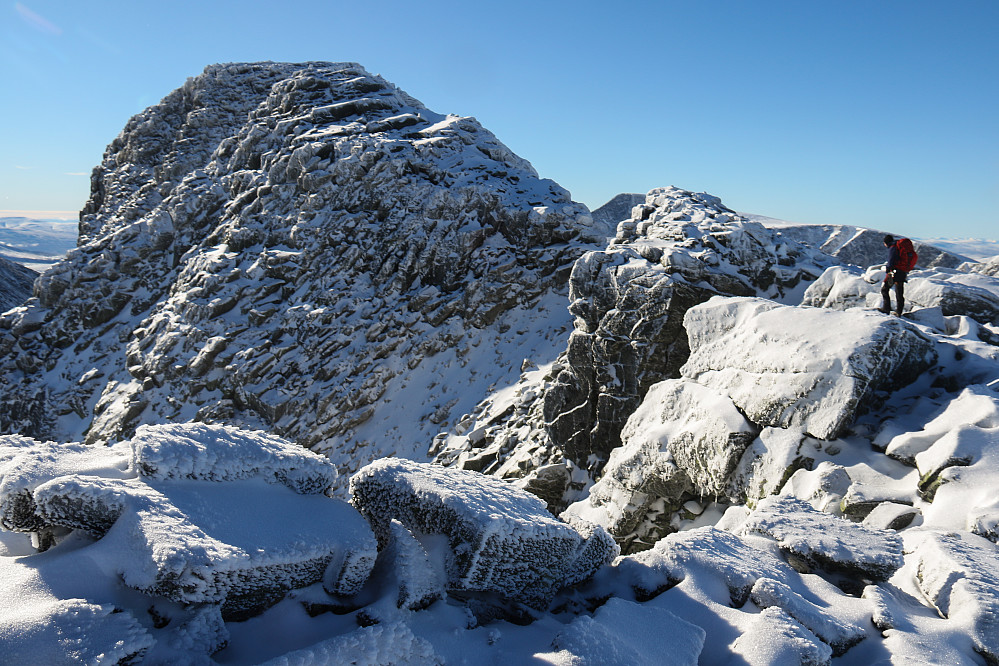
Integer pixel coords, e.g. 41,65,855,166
562,379,757,551
349,458,617,609
681,296,938,440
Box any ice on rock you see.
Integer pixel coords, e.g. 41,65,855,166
258,621,442,666
781,461,853,514
619,526,797,605
749,577,866,656
681,296,937,439
537,597,704,666
726,426,815,506
349,458,615,608
730,607,832,666
739,495,903,581
130,422,337,493
37,476,375,616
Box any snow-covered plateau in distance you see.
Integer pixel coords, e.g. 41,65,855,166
2,61,999,665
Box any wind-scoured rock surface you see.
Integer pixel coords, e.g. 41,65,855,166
0,62,602,481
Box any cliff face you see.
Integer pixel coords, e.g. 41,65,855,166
0,62,607,478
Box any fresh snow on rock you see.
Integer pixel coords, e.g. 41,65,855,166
2,61,999,665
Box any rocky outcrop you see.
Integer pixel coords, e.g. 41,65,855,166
0,254,36,314
681,297,938,439
436,187,838,499
0,63,605,481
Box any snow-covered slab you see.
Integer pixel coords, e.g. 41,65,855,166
910,530,999,663
620,526,797,606
34,476,375,614
130,422,337,493
729,606,832,666
681,296,937,439
750,577,865,656
860,502,920,531
0,437,131,532
739,494,903,581
350,458,615,608
537,597,704,666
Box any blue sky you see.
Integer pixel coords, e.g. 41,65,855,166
1,0,996,239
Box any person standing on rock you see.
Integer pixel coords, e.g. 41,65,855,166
880,234,917,316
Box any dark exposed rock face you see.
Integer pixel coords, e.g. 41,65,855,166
589,193,645,229
0,62,605,479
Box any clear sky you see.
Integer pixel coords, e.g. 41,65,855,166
1,0,996,239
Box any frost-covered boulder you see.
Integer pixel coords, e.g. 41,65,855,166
911,530,999,664
562,379,757,551
130,422,337,493
258,621,442,666
0,437,131,535
682,297,937,440
0,424,377,621
739,494,903,581
349,459,616,609
749,578,866,656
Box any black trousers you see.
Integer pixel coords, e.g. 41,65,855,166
881,273,906,314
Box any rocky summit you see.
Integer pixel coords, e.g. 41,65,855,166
0,62,607,480
2,62,999,665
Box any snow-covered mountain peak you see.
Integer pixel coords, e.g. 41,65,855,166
0,62,608,477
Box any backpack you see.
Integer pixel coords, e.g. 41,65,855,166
895,238,918,271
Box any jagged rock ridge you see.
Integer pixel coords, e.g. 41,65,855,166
0,62,607,480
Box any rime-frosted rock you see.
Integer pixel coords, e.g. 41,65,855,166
349,458,615,608
911,530,999,664
0,424,376,621
739,494,903,581
750,577,866,656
